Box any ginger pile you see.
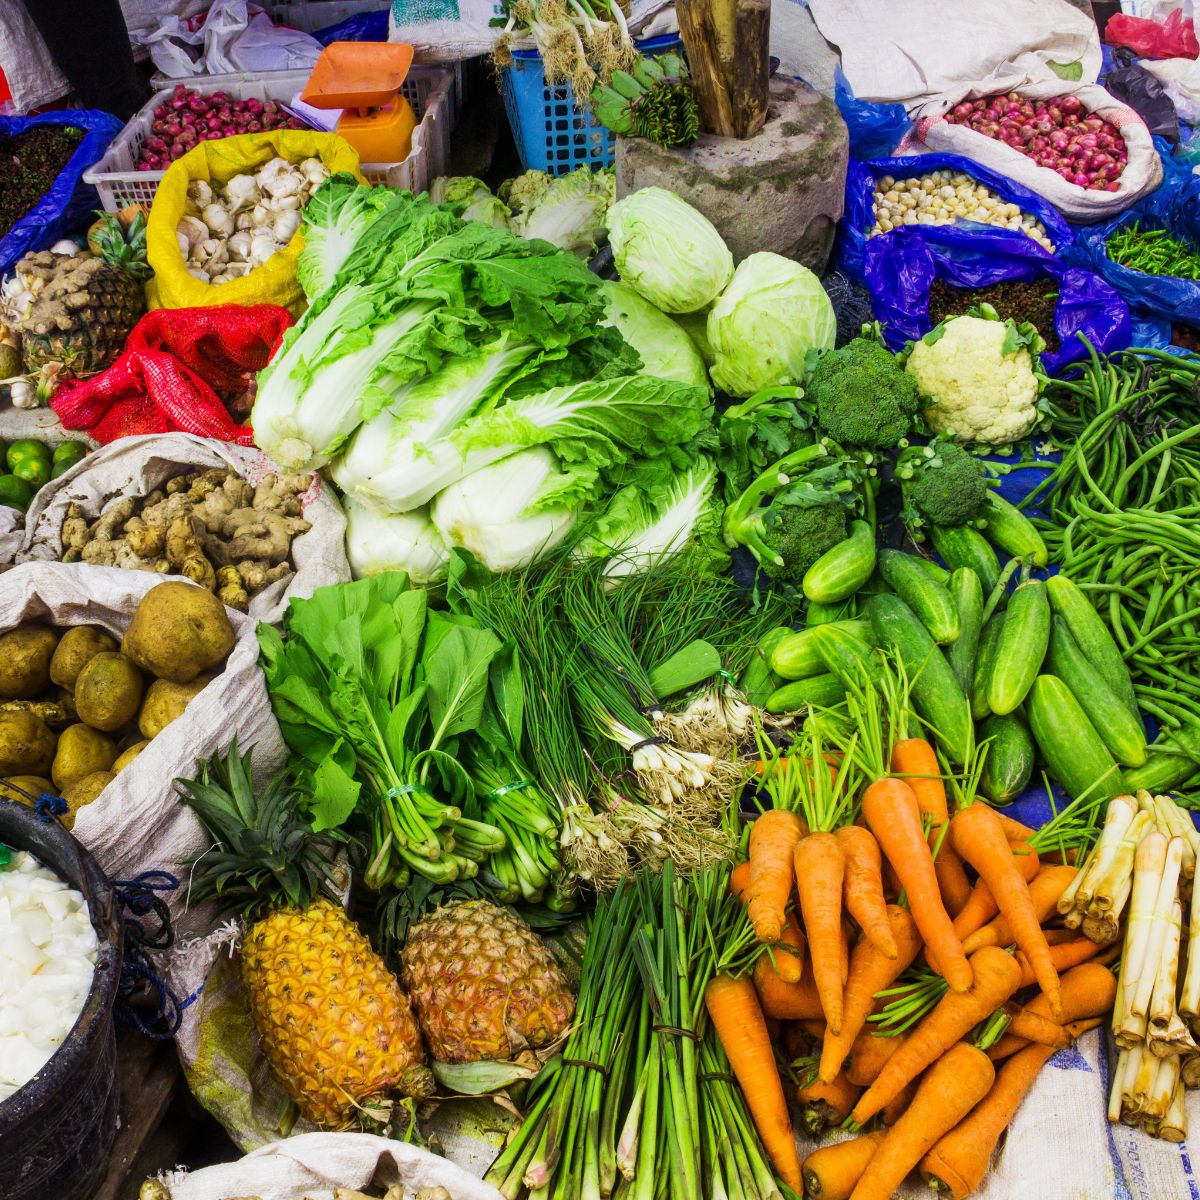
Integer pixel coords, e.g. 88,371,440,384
61,468,312,611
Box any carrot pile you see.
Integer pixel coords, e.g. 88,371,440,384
1059,789,1200,1140
707,659,1123,1199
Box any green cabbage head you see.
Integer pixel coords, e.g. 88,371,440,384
606,186,733,314
706,252,836,397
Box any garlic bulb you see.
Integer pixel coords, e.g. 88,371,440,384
187,179,213,209
273,210,301,244
234,212,252,231
224,173,258,213
177,215,208,251
250,203,271,228
227,230,253,261
249,232,278,265
202,203,234,238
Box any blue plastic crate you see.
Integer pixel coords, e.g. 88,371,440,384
501,35,682,175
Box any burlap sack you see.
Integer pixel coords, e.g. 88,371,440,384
0,561,285,939
160,1131,503,1200
13,432,349,623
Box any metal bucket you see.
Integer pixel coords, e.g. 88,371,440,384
0,797,123,1200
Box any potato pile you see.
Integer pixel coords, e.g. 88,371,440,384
0,581,235,827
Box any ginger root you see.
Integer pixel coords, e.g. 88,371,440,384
58,467,313,603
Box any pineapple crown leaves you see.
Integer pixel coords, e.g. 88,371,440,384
89,208,152,282
175,739,349,920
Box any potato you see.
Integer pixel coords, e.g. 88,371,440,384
75,652,144,733
50,626,118,690
137,676,211,739
61,770,115,828
0,775,53,806
112,739,149,772
122,581,235,684
0,625,59,699
52,723,117,791
0,710,56,775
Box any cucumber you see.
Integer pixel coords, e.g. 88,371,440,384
803,519,877,604
1045,573,1140,724
766,673,846,713
971,612,1006,721
947,568,984,696
772,619,875,680
987,579,1050,715
1027,674,1124,804
878,549,960,646
806,598,856,626
1046,616,1147,768
916,559,952,586
739,626,791,707
930,523,1002,595
983,491,1048,567
1123,736,1200,794
978,711,1034,806
810,623,884,689
867,592,973,764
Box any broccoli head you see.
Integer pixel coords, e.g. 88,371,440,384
807,336,922,449
722,442,860,582
899,441,990,529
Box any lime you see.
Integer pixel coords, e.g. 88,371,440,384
6,439,49,472
11,456,49,488
0,474,34,511
52,440,87,465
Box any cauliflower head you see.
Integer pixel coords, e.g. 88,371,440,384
905,316,1040,447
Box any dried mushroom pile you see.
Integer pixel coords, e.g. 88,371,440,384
60,467,312,611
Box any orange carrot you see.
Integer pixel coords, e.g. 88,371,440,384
836,825,898,959
961,865,1078,954
729,860,751,902
891,737,972,916
773,909,808,984
795,831,848,1033
705,974,802,1192
802,1131,888,1200
1015,937,1105,989
995,812,1037,843
851,947,1022,1124
798,1071,861,1135
819,905,922,1084
1001,1002,1070,1049
989,1014,1108,1062
754,954,824,1020
747,809,805,943
845,1029,905,1087
862,778,972,993
799,1018,829,1043
951,842,1041,943
951,806,1063,1019
919,1042,1056,1200
881,1076,919,1126
850,1043,995,1200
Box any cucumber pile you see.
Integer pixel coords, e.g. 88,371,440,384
756,551,1146,810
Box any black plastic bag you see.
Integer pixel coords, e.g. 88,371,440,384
1105,50,1180,145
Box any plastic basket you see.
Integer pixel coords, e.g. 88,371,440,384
501,35,681,175
83,65,453,212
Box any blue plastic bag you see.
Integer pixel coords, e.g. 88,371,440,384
314,10,390,44
0,110,123,274
1064,141,1200,329
836,152,1075,284
834,67,909,161
864,223,1133,375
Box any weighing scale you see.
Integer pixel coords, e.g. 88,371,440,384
301,42,418,163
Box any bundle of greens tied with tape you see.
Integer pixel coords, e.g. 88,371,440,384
590,51,701,148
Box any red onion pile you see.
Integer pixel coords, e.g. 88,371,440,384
136,85,308,171
946,92,1128,192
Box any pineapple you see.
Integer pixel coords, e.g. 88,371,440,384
401,899,575,1063
87,207,151,282
177,746,431,1128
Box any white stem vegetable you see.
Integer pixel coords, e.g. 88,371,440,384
1161,1076,1187,1143
1063,794,1135,915
1180,854,1200,1023
1128,836,1183,1025
1118,831,1168,1034
1148,899,1196,1058
1094,808,1155,916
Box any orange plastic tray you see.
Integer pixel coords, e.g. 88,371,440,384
301,42,415,110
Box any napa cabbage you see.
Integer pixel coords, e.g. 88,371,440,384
343,497,451,583
296,174,399,301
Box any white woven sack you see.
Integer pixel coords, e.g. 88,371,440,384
915,84,1164,223
161,1132,503,1200
12,432,349,624
387,0,674,64
0,560,286,939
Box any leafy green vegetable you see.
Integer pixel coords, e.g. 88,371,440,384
601,280,710,390
508,166,615,259
429,175,512,229
343,497,451,584
715,386,817,502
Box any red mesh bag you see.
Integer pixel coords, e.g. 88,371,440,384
51,304,293,445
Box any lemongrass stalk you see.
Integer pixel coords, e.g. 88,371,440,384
1092,809,1156,914
1182,1053,1200,1089
1146,1053,1180,1122
1149,899,1198,1058
1127,1044,1156,1121
1109,1049,1132,1124
1161,1076,1188,1142
1153,795,1198,883
1120,831,1169,1022
1128,836,1184,1023
1065,794,1137,913
1181,857,1200,1023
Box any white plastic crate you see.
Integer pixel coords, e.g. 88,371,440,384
83,65,453,212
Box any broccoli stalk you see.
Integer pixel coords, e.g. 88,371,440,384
722,441,872,581
896,440,991,534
